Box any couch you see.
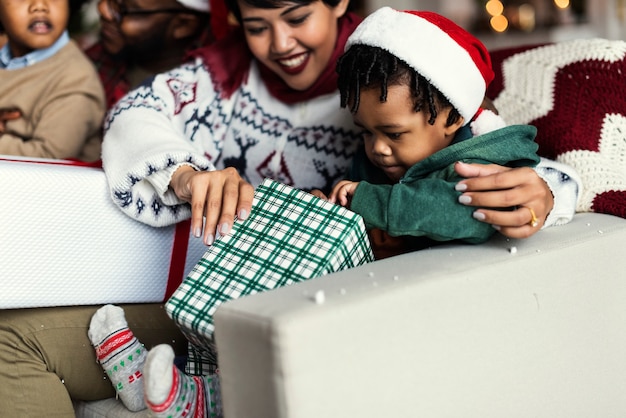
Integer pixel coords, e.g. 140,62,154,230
67,36,626,417
75,211,626,417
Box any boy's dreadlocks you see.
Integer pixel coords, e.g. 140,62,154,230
336,44,461,127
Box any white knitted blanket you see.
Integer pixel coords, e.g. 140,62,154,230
493,38,626,218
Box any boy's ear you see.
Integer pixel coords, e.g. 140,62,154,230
444,113,465,135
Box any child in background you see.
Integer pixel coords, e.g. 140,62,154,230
0,0,105,161
315,7,541,259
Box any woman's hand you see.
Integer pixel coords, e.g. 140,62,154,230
454,162,553,239
170,166,254,245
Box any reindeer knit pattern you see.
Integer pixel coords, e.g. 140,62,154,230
102,58,362,228
493,39,626,218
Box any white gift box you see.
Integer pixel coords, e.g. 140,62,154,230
0,156,206,309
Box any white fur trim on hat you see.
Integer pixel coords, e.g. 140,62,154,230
346,7,492,124
470,108,507,136
176,0,210,12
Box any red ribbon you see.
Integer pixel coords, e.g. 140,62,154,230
0,156,103,168
165,219,192,300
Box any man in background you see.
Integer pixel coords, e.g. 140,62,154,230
85,0,213,108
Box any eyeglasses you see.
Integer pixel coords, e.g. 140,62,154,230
105,0,206,24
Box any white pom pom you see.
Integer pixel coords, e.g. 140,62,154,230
470,109,507,137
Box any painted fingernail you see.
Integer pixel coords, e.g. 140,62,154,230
492,225,501,231
193,227,202,238
238,209,248,221
472,211,486,221
455,183,467,192
205,234,214,246
458,195,472,205
220,223,230,235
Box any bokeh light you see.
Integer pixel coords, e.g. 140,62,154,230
518,4,536,31
554,0,570,9
485,0,504,17
490,14,509,32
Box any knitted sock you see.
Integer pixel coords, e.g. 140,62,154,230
87,304,147,411
145,344,222,418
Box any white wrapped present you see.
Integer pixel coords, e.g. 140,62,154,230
0,156,207,309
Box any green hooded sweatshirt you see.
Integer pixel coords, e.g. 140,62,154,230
348,124,540,245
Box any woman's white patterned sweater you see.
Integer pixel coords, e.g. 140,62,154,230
102,58,362,227
102,57,580,229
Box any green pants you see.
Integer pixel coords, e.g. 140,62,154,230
0,303,188,417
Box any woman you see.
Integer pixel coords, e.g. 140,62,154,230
101,0,567,246
0,0,577,415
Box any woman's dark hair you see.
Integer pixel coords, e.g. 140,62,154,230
225,0,343,24
337,44,461,126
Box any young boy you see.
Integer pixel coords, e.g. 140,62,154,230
0,0,105,161
318,7,540,258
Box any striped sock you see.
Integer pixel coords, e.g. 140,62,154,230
145,344,222,418
88,305,147,411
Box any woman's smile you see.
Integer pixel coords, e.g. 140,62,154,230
276,51,310,74
240,0,349,91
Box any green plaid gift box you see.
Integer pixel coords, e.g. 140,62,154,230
166,179,373,352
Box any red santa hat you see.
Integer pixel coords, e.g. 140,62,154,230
346,7,504,134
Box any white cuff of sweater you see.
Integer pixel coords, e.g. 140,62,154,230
534,157,582,228
145,163,201,205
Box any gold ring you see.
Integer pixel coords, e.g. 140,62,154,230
526,206,539,227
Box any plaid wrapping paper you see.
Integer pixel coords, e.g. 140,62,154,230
166,178,373,357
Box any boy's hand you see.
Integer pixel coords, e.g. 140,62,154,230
170,166,254,246
310,189,328,200
0,108,21,133
328,180,359,207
